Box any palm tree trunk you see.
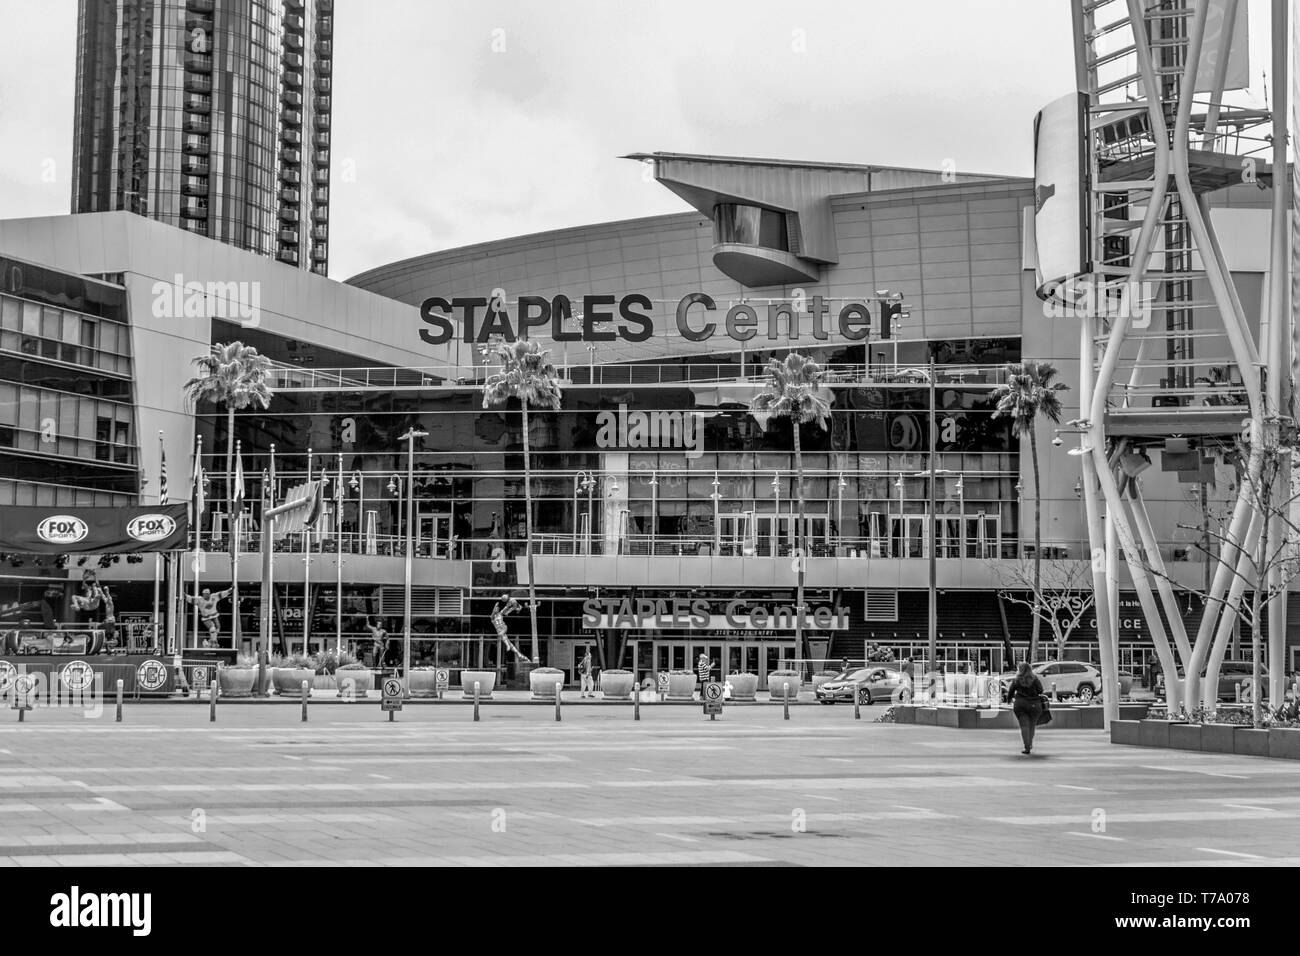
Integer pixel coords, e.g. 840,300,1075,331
1029,427,1042,662
225,406,239,649
521,402,540,663
793,421,806,666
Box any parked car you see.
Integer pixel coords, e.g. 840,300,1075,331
999,661,1103,701
815,667,909,705
1155,660,1268,701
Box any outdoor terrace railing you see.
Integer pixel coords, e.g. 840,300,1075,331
264,361,1013,392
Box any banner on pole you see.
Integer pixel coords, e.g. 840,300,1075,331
0,504,190,554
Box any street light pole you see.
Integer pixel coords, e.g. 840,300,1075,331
400,427,428,691
928,358,937,676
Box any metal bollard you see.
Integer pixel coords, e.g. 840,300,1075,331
209,679,218,722
783,683,790,720
301,681,309,722
854,682,861,720
555,681,563,722
473,681,481,722
1051,681,1058,702
634,681,641,721
115,679,124,723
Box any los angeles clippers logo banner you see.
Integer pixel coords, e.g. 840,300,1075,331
0,504,190,554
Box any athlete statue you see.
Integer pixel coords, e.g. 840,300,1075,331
491,594,530,661
185,588,233,646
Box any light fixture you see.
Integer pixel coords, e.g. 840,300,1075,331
387,475,399,496
1073,478,1083,498
1014,479,1023,497
954,477,964,495
837,473,847,492
349,472,360,491
1067,444,1094,456
1051,435,1064,447
608,478,620,496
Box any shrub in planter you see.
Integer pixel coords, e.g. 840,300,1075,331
666,670,697,700
310,649,339,691
529,666,565,699
271,652,314,697
599,668,635,699
768,670,802,700
728,672,758,701
335,659,374,699
460,669,496,699
218,652,258,698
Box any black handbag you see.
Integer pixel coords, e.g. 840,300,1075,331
1036,694,1053,726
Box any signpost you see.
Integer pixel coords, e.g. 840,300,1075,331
12,674,36,719
435,668,450,699
381,676,403,720
703,680,723,719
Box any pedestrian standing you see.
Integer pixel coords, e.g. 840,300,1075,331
696,652,713,699
578,648,595,698
1007,661,1045,755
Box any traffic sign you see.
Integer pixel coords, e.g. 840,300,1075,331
381,677,404,712
11,674,36,710
435,668,450,692
191,666,209,689
703,681,723,716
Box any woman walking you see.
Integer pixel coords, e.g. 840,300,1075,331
1007,661,1045,755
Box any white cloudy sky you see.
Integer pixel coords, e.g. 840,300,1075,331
0,0,1280,280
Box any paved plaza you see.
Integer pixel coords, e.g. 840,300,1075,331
0,701,1297,867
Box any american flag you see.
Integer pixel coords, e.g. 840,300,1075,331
158,435,168,504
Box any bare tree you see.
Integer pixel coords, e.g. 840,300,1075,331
992,559,1096,659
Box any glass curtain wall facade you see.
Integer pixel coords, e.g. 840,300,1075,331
0,256,138,507
71,0,334,275
191,329,1022,670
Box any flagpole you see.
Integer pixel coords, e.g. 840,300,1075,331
303,448,312,657
153,430,164,650
192,434,203,651
336,451,344,655
231,439,244,651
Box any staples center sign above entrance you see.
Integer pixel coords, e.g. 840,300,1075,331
418,292,892,346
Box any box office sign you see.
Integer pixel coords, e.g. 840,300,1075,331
0,504,189,554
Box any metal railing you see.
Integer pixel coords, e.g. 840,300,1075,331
264,360,1013,392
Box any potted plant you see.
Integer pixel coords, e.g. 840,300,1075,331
599,668,635,699
529,666,565,700
271,652,314,697
667,670,697,700
409,666,441,698
727,672,758,701
218,652,258,698
461,668,497,699
768,670,802,701
311,649,339,692
335,652,374,699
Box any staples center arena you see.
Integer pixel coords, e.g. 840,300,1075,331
0,150,1290,690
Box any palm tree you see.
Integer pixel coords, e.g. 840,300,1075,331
992,360,1069,663
184,342,274,649
482,340,562,664
751,353,832,665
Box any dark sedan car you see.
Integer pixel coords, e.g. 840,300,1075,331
815,667,910,705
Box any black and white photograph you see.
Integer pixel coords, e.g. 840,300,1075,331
0,0,1293,935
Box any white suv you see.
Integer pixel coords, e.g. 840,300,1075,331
1034,661,1102,701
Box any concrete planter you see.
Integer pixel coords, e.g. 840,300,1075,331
1118,703,1152,720
218,667,257,698
1200,723,1237,754
1234,728,1269,757
599,669,635,699
1268,727,1300,760
408,669,441,698
530,667,565,700
460,670,496,699
1139,719,1177,748
271,667,314,697
1169,723,1203,751
311,674,337,692
727,673,758,701
335,667,374,699
915,706,938,726
810,673,839,694
767,671,801,702
1110,720,1141,745
894,705,917,724
666,671,697,701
